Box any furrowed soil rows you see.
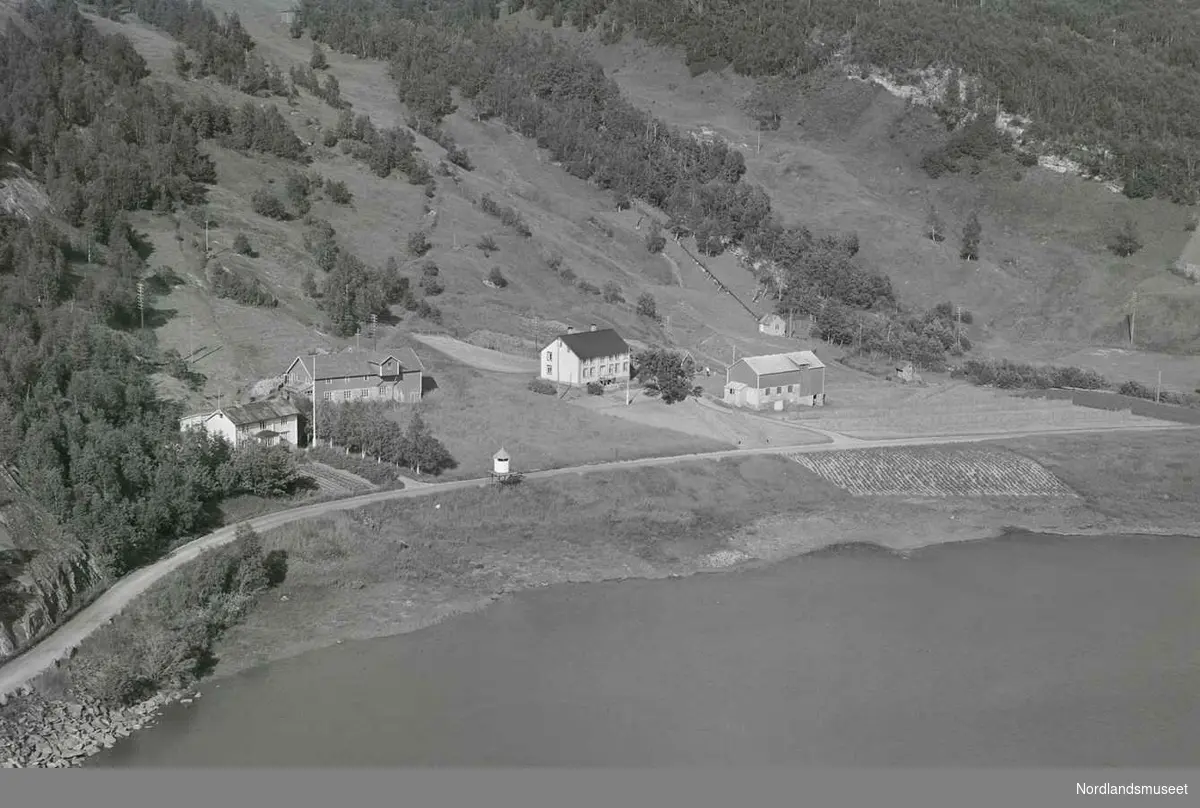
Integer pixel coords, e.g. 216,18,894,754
303,463,377,496
789,447,1076,497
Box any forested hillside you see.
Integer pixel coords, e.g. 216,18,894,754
0,0,310,596
514,0,1200,203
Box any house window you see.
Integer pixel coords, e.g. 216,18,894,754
622,360,628,372
324,378,331,385
546,364,553,375
343,390,352,400
787,385,794,393
359,388,369,398
323,391,332,400
544,351,552,362
776,387,782,394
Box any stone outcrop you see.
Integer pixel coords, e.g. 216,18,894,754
0,466,108,663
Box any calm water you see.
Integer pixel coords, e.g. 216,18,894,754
94,533,1200,767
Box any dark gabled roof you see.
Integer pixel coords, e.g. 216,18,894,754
557,328,629,360
222,399,302,426
290,348,423,381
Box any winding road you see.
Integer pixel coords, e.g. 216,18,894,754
0,419,1193,699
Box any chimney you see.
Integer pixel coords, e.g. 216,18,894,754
590,324,597,332
566,325,575,334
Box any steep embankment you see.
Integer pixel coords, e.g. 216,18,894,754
0,467,106,662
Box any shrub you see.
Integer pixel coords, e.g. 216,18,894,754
477,234,498,254
528,378,557,395
446,146,473,171
636,292,658,320
263,550,289,587
325,178,352,204
487,266,508,288
602,281,624,304
1107,219,1143,257
577,280,600,295
419,262,443,296
311,42,328,70
586,381,605,395
644,227,666,253
232,232,254,256
408,230,432,257
322,130,339,148
1118,379,1154,399
1016,151,1038,167
415,300,442,322
251,189,289,220
210,267,278,307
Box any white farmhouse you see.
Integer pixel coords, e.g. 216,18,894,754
179,399,302,448
540,324,631,386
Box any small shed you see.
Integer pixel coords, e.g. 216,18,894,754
758,313,787,337
280,9,298,25
493,447,510,475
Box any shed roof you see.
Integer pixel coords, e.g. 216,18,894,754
292,348,423,381
738,350,826,376
556,328,629,360
758,313,785,324
494,447,509,459
222,399,303,426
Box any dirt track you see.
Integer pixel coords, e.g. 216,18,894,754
0,419,1194,698
411,333,538,374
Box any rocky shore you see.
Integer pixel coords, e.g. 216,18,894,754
0,687,191,768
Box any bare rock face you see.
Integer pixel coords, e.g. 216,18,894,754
0,164,51,221
0,466,107,664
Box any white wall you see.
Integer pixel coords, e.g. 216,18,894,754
540,338,582,385
181,412,300,447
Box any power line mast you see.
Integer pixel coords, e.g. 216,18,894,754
1129,291,1138,347
369,313,378,352
136,280,145,331
955,303,963,352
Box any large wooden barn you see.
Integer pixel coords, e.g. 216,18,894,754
724,350,826,410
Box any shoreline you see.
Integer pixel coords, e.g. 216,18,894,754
5,503,1196,769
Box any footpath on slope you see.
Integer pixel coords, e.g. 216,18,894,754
0,420,1194,699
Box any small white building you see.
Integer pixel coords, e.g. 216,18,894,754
758,313,787,337
540,324,631,386
179,399,303,448
493,447,510,475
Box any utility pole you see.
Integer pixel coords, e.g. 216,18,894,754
955,304,963,351
137,280,145,331
311,354,317,447
369,313,378,352
205,214,210,255
189,314,194,362
625,371,630,406
1130,291,1138,347
355,326,361,352
1156,369,1162,404
534,314,540,356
